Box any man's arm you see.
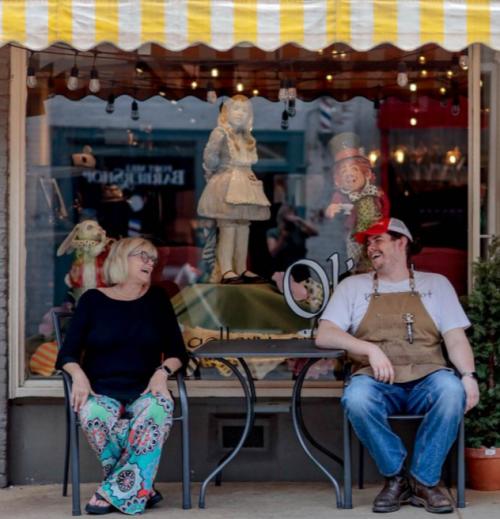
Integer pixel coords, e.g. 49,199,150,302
443,327,479,413
316,320,395,384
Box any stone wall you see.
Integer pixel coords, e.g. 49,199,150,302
0,45,10,488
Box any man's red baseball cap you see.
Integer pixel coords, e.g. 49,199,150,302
354,217,413,244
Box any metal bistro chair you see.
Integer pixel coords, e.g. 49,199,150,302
342,364,465,510
52,310,192,516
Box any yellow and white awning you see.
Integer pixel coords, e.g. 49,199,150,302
0,0,499,52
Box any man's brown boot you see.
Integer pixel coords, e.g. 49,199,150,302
372,474,411,513
410,478,453,514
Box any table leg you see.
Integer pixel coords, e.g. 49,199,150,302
214,358,256,487
198,358,255,508
291,358,343,508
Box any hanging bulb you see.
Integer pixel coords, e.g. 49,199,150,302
236,81,244,92
158,86,167,97
287,80,297,101
211,68,219,78
26,65,37,88
67,65,79,91
278,79,288,102
105,94,115,114
397,62,408,87
451,96,460,116
135,61,147,75
281,109,289,130
131,100,139,121
409,82,417,92
206,82,217,104
287,98,296,117
89,67,100,93
459,54,469,71
252,88,259,96
191,80,198,90
418,55,426,65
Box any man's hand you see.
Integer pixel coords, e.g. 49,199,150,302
71,371,95,412
142,370,173,401
462,376,480,413
368,346,395,384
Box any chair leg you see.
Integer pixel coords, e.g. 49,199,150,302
177,372,192,510
63,404,70,497
358,439,364,490
343,412,352,509
456,419,465,508
69,411,81,516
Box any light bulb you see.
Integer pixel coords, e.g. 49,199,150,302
26,66,37,88
420,69,428,78
211,68,219,78
446,69,454,78
409,82,417,92
281,109,289,130
191,80,198,90
252,89,259,96
395,149,405,164
236,82,244,92
89,67,100,93
206,82,217,104
439,86,447,95
67,66,79,91
287,99,296,117
131,100,139,121
105,94,115,114
410,117,417,126
278,80,287,101
287,81,297,101
397,62,408,87
418,55,426,65
326,74,333,82
135,61,147,75
158,87,167,97
459,54,469,71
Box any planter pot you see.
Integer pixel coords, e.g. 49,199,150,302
466,447,500,490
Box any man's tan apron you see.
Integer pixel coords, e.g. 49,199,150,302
351,273,447,383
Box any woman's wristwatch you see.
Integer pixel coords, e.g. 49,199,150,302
461,371,479,381
156,364,173,377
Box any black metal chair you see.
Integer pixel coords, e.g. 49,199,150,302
52,310,192,516
342,365,465,510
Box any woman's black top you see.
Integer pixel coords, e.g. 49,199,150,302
56,285,189,403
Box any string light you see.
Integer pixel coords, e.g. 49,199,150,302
420,69,428,78
394,148,405,163
211,68,219,78
26,53,37,88
67,53,79,91
135,60,147,75
252,88,259,96
278,79,288,101
439,86,447,95
409,82,417,92
206,82,217,104
89,68,100,93
287,99,296,117
236,81,244,92
326,73,333,82
397,62,408,87
281,109,289,130
287,80,297,101
368,150,380,166
418,55,426,65
131,99,139,120
191,80,198,90
105,93,115,114
410,117,417,126
158,86,167,97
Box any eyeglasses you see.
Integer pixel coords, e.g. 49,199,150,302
129,250,158,266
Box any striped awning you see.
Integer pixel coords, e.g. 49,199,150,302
1,0,499,52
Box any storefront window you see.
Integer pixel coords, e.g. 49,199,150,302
20,43,469,392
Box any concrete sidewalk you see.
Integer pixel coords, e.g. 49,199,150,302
1,482,499,518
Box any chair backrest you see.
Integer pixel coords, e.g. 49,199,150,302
51,310,75,402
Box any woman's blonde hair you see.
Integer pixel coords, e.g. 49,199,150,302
104,237,157,285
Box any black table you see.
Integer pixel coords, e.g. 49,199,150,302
191,338,349,508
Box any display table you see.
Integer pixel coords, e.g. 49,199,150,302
191,339,349,509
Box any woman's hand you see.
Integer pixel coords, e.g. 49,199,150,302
142,370,173,401
70,370,95,412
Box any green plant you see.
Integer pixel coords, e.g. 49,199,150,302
465,237,500,448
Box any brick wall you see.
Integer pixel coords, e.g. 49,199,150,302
0,45,10,488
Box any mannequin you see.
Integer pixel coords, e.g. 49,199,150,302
198,95,271,283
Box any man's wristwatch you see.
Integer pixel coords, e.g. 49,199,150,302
461,371,479,381
156,364,173,377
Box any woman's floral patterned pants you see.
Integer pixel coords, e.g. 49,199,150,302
79,392,174,515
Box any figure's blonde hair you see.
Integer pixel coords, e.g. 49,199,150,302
218,95,256,155
104,237,157,285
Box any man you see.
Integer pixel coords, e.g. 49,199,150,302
316,217,479,514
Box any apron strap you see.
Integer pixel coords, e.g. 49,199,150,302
372,267,417,296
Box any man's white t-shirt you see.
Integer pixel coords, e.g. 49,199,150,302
320,271,470,335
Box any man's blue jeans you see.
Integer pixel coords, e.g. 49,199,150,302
341,369,465,486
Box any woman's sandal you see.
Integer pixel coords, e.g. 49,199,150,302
84,492,114,515
146,487,164,509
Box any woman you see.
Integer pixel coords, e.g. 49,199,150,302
56,237,188,515
197,94,271,283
